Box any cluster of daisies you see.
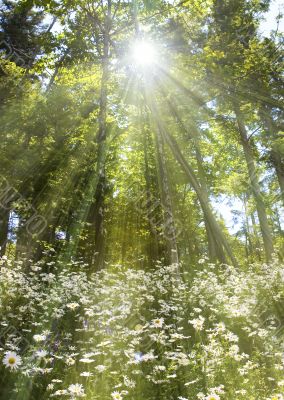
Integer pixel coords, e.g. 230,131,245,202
0,254,283,399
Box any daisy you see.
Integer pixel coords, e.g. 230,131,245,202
33,334,47,342
67,302,80,310
66,357,75,366
68,383,85,397
82,352,96,358
52,389,68,396
189,316,205,331
111,392,123,400
206,394,220,400
151,318,164,328
79,358,95,363
3,351,22,370
80,371,93,377
35,349,48,358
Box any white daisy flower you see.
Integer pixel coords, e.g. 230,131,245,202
67,303,80,310
80,371,93,377
151,318,164,328
33,334,47,342
52,389,68,396
111,391,123,400
206,394,220,400
79,358,95,363
82,352,96,358
68,383,86,397
35,349,48,358
189,316,205,331
3,351,22,370
66,357,75,366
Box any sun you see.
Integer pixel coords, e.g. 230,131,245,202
131,40,157,67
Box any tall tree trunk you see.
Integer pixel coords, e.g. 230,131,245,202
234,104,274,261
143,127,162,262
120,207,128,264
250,211,262,261
271,148,284,206
259,107,284,206
0,208,9,256
243,193,253,259
155,127,179,265
194,137,227,263
15,217,33,261
153,116,238,267
162,91,226,263
86,61,108,269
86,4,111,270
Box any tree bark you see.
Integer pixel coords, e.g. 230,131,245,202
0,208,9,256
243,193,253,259
271,148,284,206
234,104,274,261
143,127,163,262
259,107,284,207
155,126,179,266
86,3,111,270
250,211,262,261
162,91,226,263
153,116,238,267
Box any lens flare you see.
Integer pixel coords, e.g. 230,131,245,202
131,40,157,66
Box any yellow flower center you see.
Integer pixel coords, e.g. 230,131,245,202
8,357,16,365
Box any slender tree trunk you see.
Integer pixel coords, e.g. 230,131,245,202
155,127,179,265
271,148,284,205
0,208,9,256
243,193,253,259
154,117,238,267
250,211,262,261
120,208,128,264
163,94,226,263
86,6,111,270
194,141,227,263
274,205,283,234
259,107,284,207
86,58,109,269
234,104,274,261
15,218,32,260
143,128,161,262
